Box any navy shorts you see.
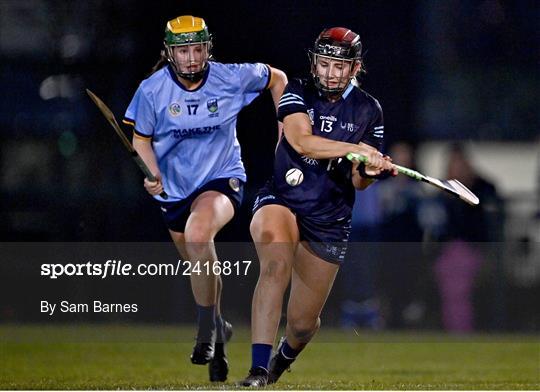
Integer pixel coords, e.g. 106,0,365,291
253,183,351,264
159,177,244,233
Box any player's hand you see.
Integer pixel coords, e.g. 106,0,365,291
382,155,398,176
364,153,397,176
362,150,385,175
143,173,163,196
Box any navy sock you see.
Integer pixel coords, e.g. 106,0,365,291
251,343,273,370
196,304,216,343
281,339,301,359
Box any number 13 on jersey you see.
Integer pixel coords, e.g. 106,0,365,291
321,119,334,133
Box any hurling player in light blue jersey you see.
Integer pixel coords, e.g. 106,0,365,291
122,15,287,382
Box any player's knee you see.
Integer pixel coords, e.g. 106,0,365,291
184,223,214,243
288,317,320,343
250,219,275,243
184,228,214,255
259,259,291,285
184,243,212,259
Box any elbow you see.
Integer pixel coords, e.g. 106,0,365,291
293,141,307,156
275,68,288,85
302,149,318,159
296,135,319,157
291,143,308,156
270,68,288,91
291,139,311,157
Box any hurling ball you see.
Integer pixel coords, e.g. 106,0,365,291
285,168,304,186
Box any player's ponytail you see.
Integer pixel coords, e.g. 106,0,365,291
148,50,168,77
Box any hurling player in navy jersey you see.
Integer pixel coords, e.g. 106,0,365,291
239,27,396,386
123,16,287,382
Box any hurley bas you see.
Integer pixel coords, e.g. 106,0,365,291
41,300,138,316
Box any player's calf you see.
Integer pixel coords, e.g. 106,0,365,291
286,316,320,346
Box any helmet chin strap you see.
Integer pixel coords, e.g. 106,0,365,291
180,72,205,83
170,62,206,82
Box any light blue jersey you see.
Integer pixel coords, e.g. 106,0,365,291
123,62,270,202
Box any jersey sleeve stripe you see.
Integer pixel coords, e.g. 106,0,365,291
278,99,304,105
133,132,152,141
281,92,303,100
133,128,152,140
278,100,305,108
279,96,305,104
124,118,152,139
279,97,304,103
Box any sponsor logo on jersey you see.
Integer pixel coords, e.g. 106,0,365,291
168,103,182,116
307,108,315,125
319,115,337,122
301,155,319,166
340,121,360,132
255,195,276,204
229,177,240,192
253,194,276,210
171,124,221,139
322,243,348,261
325,244,342,257
206,98,219,117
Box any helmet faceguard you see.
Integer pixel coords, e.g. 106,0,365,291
164,15,212,83
309,27,362,98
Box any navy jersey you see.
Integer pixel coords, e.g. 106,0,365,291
272,78,384,221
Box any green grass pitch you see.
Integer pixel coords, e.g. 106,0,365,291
1,324,538,389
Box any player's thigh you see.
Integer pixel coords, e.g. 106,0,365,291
250,204,299,280
184,191,235,243
287,242,340,323
250,204,299,244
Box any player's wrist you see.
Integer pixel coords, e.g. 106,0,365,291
357,162,393,180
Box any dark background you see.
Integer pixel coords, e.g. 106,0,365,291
0,0,538,331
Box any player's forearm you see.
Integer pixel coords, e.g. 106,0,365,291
293,134,371,160
132,136,160,176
